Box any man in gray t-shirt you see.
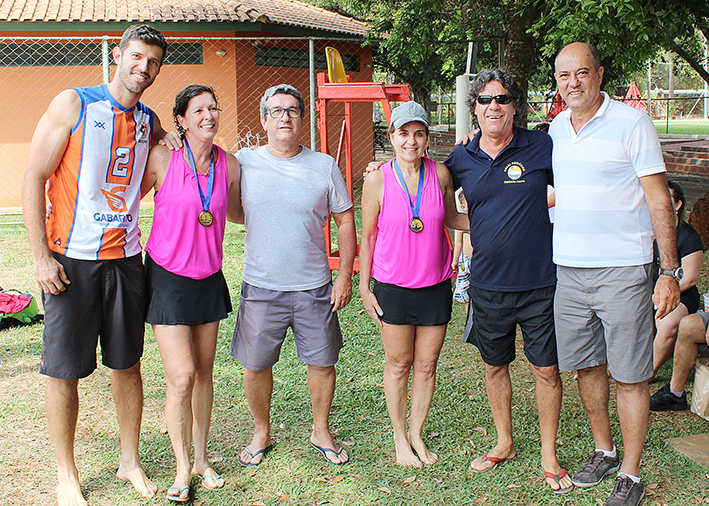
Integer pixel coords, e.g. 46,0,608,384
230,85,356,466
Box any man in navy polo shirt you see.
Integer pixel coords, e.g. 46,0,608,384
446,69,572,494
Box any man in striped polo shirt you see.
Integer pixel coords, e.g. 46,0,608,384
549,42,680,506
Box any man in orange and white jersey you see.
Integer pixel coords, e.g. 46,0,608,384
21,25,171,506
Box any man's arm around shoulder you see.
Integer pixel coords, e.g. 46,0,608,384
21,90,81,295
226,153,244,224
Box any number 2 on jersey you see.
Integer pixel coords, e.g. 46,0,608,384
107,146,133,183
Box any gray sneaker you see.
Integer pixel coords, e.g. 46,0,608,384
572,451,620,487
605,476,645,506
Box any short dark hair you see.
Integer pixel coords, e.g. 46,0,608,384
119,25,168,65
260,84,305,119
173,85,219,138
466,69,524,118
668,180,687,224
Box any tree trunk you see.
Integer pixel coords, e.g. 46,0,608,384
411,82,434,118
670,41,709,86
504,0,540,128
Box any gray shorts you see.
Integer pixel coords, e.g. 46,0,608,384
230,281,343,371
554,264,653,383
697,310,709,330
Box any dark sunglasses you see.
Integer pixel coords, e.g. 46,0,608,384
477,94,513,105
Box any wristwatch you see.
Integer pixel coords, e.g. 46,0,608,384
659,267,683,282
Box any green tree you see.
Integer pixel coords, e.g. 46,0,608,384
312,0,508,113
533,0,709,87
312,0,708,125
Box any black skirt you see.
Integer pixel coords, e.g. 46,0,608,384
372,278,452,326
145,253,232,326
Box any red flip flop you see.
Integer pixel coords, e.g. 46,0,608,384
469,453,514,473
545,468,574,494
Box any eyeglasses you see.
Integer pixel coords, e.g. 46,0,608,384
476,94,513,105
268,107,301,119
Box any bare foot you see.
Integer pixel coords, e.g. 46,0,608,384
394,438,422,468
192,464,225,489
239,433,272,465
310,433,349,465
409,435,438,465
57,477,88,506
116,465,157,499
469,445,516,472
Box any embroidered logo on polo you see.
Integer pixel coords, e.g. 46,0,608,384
504,162,525,183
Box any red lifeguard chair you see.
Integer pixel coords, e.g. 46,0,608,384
316,47,412,271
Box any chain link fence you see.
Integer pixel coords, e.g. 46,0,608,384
528,96,709,135
0,36,377,212
4,36,706,214
428,95,709,137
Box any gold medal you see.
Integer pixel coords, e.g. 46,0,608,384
409,218,424,233
198,210,214,226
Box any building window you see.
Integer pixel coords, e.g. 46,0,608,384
0,42,203,67
164,43,203,65
255,46,358,72
0,42,101,66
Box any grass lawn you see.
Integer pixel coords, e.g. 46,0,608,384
1,216,709,505
654,118,709,136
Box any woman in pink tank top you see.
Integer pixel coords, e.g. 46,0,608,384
359,101,469,468
141,85,242,501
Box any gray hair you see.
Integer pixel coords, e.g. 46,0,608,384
260,84,305,119
466,69,524,117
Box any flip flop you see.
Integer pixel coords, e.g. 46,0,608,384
469,453,514,473
167,485,190,503
310,441,349,465
545,469,574,494
198,472,224,490
238,444,273,466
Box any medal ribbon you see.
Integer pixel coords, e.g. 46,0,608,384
185,138,215,214
393,159,424,222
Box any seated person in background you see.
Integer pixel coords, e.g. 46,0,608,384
452,189,473,316
650,311,709,411
651,181,704,380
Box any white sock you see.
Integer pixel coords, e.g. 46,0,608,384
670,388,684,397
597,445,616,458
619,472,641,483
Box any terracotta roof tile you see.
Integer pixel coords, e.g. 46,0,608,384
0,0,367,35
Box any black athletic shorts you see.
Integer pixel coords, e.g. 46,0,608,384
681,289,700,314
372,278,452,326
145,253,232,326
464,284,557,368
40,252,146,379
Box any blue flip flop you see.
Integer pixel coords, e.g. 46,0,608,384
198,472,224,490
167,485,190,503
310,441,349,465
238,444,273,466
